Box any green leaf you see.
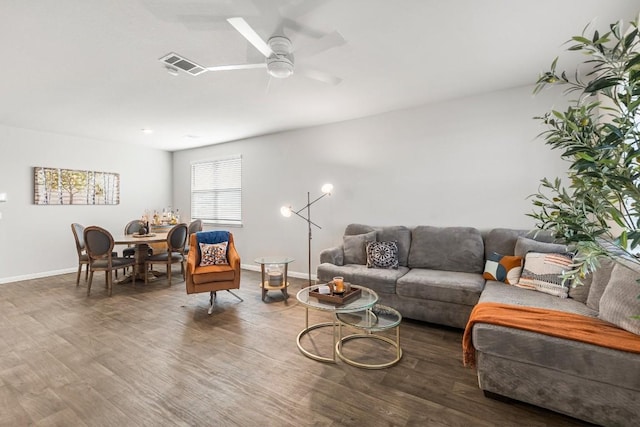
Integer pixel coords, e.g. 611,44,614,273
625,53,640,71
584,77,621,93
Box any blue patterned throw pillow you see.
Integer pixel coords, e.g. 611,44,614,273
366,241,399,269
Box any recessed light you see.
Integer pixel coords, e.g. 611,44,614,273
141,129,153,134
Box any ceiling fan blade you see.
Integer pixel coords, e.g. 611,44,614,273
294,31,346,57
299,68,342,86
206,63,266,72
227,17,273,58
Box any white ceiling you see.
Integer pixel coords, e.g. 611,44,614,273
1,0,638,152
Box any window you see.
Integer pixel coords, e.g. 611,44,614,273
191,155,242,226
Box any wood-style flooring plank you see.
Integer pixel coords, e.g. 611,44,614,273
0,270,594,426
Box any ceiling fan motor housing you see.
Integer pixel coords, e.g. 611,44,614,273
267,36,294,78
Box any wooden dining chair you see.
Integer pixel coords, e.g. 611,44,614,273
71,223,90,286
144,223,188,285
72,223,121,286
183,219,203,255
84,226,136,296
123,220,146,257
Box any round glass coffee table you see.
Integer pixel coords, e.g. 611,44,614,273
296,284,378,363
335,304,403,369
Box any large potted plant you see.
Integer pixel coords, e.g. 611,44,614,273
531,16,640,284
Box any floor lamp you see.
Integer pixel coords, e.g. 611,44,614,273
281,183,333,287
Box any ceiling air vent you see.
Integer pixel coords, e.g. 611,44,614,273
159,52,206,76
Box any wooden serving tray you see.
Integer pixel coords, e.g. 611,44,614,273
310,286,361,305
132,233,156,238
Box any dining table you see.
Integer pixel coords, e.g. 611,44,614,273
113,232,168,283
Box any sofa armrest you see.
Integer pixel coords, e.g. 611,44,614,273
320,245,344,266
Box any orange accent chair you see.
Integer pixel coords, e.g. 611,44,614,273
186,231,242,314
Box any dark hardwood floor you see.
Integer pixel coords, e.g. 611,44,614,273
0,269,593,426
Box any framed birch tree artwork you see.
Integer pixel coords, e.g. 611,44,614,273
34,167,120,205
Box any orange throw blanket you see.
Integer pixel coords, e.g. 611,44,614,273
462,302,640,367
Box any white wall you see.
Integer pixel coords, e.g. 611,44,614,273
0,125,172,283
172,85,569,278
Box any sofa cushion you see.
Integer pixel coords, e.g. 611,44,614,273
350,265,409,294
599,260,640,335
483,228,528,259
514,236,568,257
568,269,592,303
483,252,523,285
317,263,363,285
376,226,411,267
317,263,408,294
344,224,411,266
191,266,236,285
516,252,573,298
586,257,616,311
396,268,485,306
366,241,399,269
408,226,484,273
480,281,598,317
344,223,375,236
343,231,376,265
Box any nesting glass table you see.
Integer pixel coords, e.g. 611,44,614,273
296,284,403,368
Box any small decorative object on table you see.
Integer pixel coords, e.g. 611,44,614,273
310,282,360,304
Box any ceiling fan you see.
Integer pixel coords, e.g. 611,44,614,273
160,17,345,85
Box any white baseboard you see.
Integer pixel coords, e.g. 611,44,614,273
0,267,76,284
0,265,315,285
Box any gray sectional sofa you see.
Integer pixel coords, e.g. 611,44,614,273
317,223,640,426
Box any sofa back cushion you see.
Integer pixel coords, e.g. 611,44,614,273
483,228,528,259
344,223,375,236
344,224,411,267
408,226,484,273
586,257,617,311
376,226,411,267
343,231,376,264
599,259,640,335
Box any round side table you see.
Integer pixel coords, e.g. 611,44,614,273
254,257,294,301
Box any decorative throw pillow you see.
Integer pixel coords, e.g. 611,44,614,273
516,252,573,298
343,231,377,265
598,260,640,336
366,241,399,269
199,241,228,266
483,252,523,285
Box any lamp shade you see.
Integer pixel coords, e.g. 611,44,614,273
321,183,333,194
280,206,292,217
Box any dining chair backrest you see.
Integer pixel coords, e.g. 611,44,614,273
71,223,85,255
124,220,145,235
168,223,188,253
187,219,203,235
84,226,115,261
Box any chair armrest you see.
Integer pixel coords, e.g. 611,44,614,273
319,246,344,266
187,236,199,274
227,242,240,270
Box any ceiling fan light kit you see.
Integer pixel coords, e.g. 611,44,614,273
267,57,294,78
266,36,294,78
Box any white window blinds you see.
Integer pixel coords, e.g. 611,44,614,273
191,156,242,226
